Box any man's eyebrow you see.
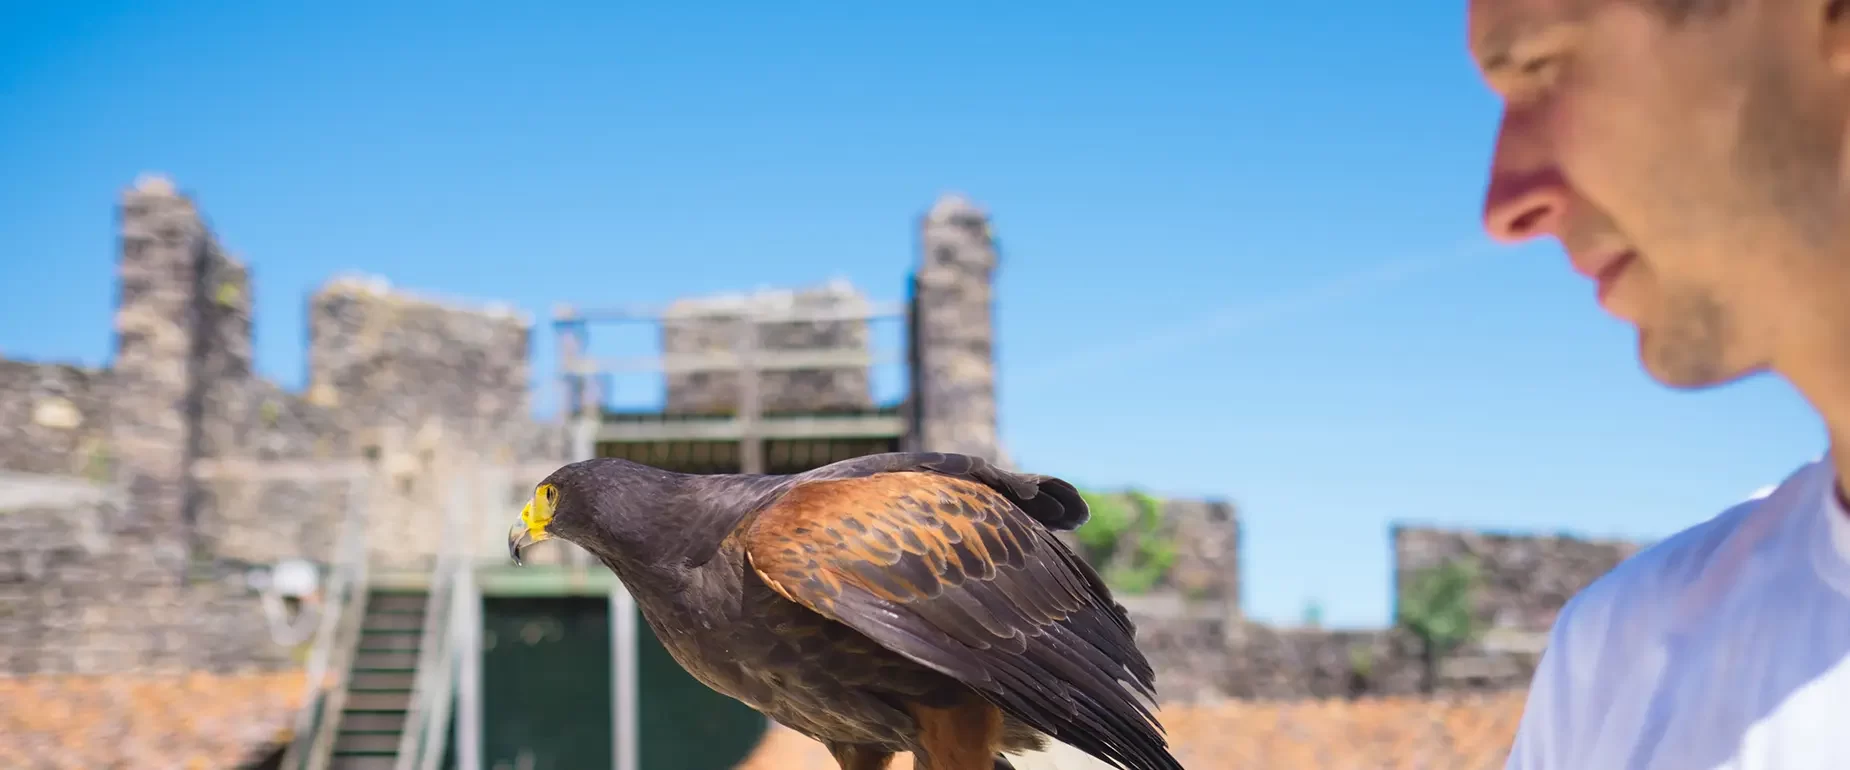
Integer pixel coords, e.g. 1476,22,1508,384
1479,49,1515,74
1471,23,1522,75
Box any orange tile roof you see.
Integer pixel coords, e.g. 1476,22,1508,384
735,690,1529,770
0,671,1528,769
0,671,305,770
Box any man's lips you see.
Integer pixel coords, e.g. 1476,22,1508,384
1589,250,1637,302
1571,248,1635,280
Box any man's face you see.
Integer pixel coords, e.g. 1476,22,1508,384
1472,0,1850,389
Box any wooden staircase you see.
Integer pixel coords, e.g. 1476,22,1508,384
327,590,431,770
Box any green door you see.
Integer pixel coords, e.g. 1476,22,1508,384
481,596,613,770
636,605,770,770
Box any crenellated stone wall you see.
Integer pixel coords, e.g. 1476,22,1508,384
1070,511,1642,703
1059,494,1241,606
0,174,1652,698
306,275,537,441
1063,491,1245,703
0,360,112,479
299,275,558,569
910,193,1000,463
1129,612,1549,704
1213,622,1539,701
0,174,566,675
1159,498,1241,610
1392,524,1643,634
659,280,876,415
0,483,292,675
1155,524,1641,703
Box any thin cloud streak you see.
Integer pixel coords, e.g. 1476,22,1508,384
1010,239,1497,389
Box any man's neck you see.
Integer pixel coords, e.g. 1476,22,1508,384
1787,359,1850,507
1783,208,1850,493
1828,425,1850,510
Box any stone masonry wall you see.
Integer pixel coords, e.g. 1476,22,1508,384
1216,623,1540,701
197,269,565,571
183,239,352,569
0,484,290,675
1104,520,1643,704
306,275,536,439
1060,493,1242,704
110,175,208,551
1133,614,1545,704
302,275,559,570
3,175,1653,696
911,193,1000,462
659,280,876,415
1160,498,1241,612
191,381,354,569
1058,495,1240,605
0,174,565,675
1393,524,1643,634
193,241,256,463
0,360,112,479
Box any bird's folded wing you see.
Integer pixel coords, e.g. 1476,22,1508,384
742,471,1182,770
793,452,1091,531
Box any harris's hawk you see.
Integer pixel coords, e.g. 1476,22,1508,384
507,451,1184,770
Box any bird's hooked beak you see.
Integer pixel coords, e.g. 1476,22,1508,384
508,483,558,566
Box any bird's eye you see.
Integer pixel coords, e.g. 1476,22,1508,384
544,486,558,505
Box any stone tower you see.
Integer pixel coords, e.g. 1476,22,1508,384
909,193,1001,463
109,175,211,556
109,174,258,563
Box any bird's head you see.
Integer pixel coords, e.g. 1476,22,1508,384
506,457,681,568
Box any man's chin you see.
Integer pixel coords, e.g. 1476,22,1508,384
1636,329,1757,391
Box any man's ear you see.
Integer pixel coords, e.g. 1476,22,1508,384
1824,0,1850,73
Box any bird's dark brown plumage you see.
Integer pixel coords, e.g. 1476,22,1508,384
744,471,1174,767
519,451,1184,770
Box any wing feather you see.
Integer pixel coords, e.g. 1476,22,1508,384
793,452,1091,531
743,471,1182,770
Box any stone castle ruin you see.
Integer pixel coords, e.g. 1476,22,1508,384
1,175,566,675
0,174,1645,705
657,280,878,416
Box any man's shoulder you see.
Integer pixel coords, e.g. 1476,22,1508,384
1551,457,1826,641
1504,459,1832,768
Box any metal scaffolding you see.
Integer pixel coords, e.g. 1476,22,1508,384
551,297,908,474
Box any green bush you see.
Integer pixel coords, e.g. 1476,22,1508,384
1395,557,1483,693
1075,488,1177,594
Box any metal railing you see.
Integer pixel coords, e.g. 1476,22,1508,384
281,473,373,770
392,471,473,770
270,458,494,770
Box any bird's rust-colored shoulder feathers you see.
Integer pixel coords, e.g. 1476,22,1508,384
742,469,1182,770
791,451,1091,532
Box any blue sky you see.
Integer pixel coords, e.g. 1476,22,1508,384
0,3,1825,628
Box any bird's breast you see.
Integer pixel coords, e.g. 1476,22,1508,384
627,587,767,700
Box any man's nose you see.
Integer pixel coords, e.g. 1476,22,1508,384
1481,110,1567,243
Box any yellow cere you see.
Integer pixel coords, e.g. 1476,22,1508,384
522,483,558,538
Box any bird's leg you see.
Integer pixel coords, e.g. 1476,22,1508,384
826,742,894,770
907,698,1005,770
